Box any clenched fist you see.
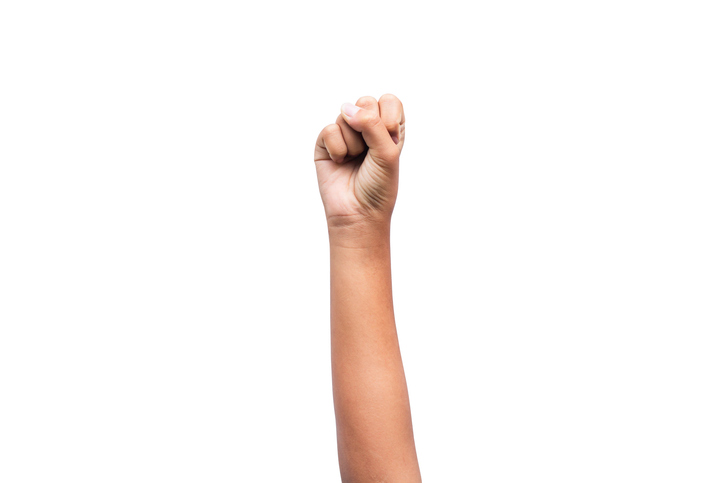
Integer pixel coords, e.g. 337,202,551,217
314,94,406,231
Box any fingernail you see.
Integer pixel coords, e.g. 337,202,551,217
342,103,361,117
391,135,400,145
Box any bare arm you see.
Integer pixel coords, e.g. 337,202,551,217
330,223,420,482
314,95,421,482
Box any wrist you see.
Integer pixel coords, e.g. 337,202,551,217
328,217,391,249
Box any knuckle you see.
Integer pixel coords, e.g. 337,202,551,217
379,93,401,106
322,124,338,137
359,110,381,126
356,95,377,106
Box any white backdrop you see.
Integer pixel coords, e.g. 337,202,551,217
1,1,722,481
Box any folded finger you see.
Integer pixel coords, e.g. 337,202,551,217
336,114,366,158
378,93,404,146
316,123,347,163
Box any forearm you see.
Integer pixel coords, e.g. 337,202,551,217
329,223,421,482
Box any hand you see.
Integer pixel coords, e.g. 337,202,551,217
314,94,406,230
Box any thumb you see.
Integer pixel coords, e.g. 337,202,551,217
340,103,398,164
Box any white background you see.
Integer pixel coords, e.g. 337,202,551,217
1,1,722,481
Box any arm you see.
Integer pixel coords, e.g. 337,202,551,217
330,223,419,482
314,95,421,482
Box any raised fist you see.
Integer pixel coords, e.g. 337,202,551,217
314,94,405,229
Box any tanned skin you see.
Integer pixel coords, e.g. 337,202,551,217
314,94,421,483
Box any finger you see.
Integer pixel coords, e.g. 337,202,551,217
335,114,366,158
340,102,398,164
352,95,387,152
378,93,405,147
355,95,379,112
315,123,347,163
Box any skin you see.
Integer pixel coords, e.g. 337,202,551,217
314,94,421,483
